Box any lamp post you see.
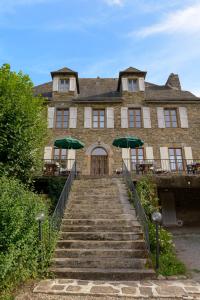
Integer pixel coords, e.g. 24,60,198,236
151,211,162,272
36,212,45,266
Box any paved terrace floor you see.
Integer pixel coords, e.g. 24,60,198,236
15,279,200,299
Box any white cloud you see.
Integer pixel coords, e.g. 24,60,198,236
136,2,200,37
104,0,124,6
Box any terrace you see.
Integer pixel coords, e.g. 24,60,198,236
42,158,200,177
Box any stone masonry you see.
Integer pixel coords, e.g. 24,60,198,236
50,177,155,280
34,66,200,176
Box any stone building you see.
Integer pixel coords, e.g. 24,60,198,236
34,66,200,226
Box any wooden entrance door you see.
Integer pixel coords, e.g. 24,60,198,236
91,147,108,176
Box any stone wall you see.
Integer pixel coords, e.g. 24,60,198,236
47,91,200,175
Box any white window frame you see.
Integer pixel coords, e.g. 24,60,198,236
128,78,138,92
58,78,70,92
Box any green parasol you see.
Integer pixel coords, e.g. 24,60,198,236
54,137,85,149
112,136,144,149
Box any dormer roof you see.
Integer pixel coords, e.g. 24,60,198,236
51,67,80,93
51,67,77,77
117,66,147,91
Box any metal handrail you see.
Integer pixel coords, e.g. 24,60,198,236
122,158,200,175
122,160,150,253
50,161,76,234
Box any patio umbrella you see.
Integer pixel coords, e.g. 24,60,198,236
112,136,144,149
54,136,85,149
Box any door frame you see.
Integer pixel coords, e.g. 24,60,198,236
85,142,113,176
91,149,108,176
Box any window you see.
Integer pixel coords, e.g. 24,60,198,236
128,108,142,128
128,79,138,92
55,109,69,129
58,78,69,92
93,110,105,128
164,109,178,128
53,148,67,160
130,148,144,170
169,148,183,171
131,148,144,163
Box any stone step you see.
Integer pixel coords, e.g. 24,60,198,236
67,201,122,209
50,267,155,280
60,225,141,232
52,257,147,269
66,208,124,214
60,231,143,241
68,200,120,205
61,219,140,226
69,195,119,200
64,213,136,219
68,204,123,209
57,240,146,249
54,248,147,258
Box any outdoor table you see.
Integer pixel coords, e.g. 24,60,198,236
44,162,58,176
136,162,154,174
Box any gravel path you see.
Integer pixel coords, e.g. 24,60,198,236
171,227,200,281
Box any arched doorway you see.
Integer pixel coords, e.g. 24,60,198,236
91,147,108,176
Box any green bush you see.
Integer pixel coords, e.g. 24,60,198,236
46,177,66,211
148,222,173,253
136,176,159,218
136,176,186,275
0,176,54,292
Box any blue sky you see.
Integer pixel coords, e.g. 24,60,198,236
0,0,200,95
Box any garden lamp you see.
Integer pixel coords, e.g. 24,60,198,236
151,211,162,272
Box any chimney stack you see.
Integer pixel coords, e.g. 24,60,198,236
165,73,181,90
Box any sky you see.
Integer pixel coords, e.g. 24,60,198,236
0,0,200,95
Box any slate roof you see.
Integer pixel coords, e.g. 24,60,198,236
33,77,199,102
51,67,76,75
122,67,145,73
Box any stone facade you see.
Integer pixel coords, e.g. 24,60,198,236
34,66,200,176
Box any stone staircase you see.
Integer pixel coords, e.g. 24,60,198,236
51,177,155,280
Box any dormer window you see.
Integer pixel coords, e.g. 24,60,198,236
128,79,138,92
58,78,70,92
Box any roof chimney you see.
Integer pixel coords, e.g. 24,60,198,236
165,73,181,90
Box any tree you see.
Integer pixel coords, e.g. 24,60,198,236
0,64,48,183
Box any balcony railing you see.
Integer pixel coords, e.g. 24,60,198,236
122,159,200,176
43,159,75,176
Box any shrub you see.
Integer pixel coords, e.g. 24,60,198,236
136,176,159,218
0,176,54,292
136,176,186,275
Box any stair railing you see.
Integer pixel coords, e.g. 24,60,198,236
122,160,150,253
50,161,76,240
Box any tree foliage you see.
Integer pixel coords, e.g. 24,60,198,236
0,64,48,183
0,176,53,292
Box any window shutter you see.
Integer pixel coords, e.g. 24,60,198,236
157,107,165,128
106,107,114,128
179,107,188,128
53,77,59,92
44,146,52,162
69,77,76,91
121,107,128,128
184,147,193,164
142,107,151,128
160,147,170,171
122,148,130,171
69,107,77,128
139,78,145,91
84,107,92,128
47,107,55,128
122,78,128,91
67,149,76,170
145,147,154,162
